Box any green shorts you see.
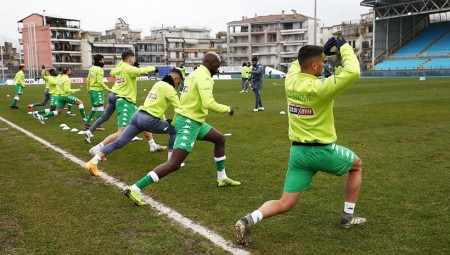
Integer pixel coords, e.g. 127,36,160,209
116,98,138,127
284,143,357,193
56,95,78,109
15,84,24,95
89,90,105,107
173,115,212,152
49,95,59,107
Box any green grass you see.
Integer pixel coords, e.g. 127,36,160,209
0,77,449,254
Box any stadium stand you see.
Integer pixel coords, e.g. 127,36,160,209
421,32,450,57
374,21,450,71
390,22,450,59
422,58,450,69
374,59,428,71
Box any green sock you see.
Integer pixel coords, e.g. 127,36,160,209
43,111,55,118
79,108,86,118
67,104,72,112
38,109,46,114
11,99,17,106
135,175,155,190
85,111,95,125
95,110,103,120
216,159,225,171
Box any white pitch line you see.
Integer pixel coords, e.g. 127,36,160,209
0,116,250,255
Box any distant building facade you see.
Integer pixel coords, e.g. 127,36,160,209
18,13,82,74
227,11,321,72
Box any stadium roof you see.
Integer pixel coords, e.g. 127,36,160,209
361,0,450,19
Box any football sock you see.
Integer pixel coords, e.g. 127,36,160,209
85,110,95,125
344,202,356,214
11,99,18,106
92,154,102,165
67,104,72,112
95,110,103,120
215,156,227,180
130,184,141,192
251,210,263,224
78,104,86,118
135,171,159,189
148,139,157,148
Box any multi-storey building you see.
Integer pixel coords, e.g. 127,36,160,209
82,19,138,70
135,34,165,67
227,11,320,72
340,10,374,70
150,27,221,67
18,13,82,74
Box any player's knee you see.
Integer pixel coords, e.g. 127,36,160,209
352,156,363,172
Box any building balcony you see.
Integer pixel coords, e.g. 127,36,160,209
280,52,298,57
281,40,307,45
52,50,82,55
252,51,277,56
228,32,250,36
137,51,165,55
52,61,82,65
280,29,307,35
228,42,250,47
49,25,81,31
228,52,249,57
51,37,82,43
167,58,184,62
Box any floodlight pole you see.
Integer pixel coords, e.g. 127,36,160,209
1,41,4,84
314,0,317,45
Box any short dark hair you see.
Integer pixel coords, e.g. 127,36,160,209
298,45,323,68
19,65,25,70
94,54,104,63
170,68,183,80
242,62,247,67
251,57,258,62
122,51,135,61
62,67,71,74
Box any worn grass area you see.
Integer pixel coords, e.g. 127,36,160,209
0,77,449,254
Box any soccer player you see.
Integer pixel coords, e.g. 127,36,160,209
178,64,186,92
28,65,51,112
83,68,183,176
84,54,110,130
247,57,265,112
240,63,249,93
85,51,163,167
31,67,60,118
124,52,240,206
36,67,86,124
235,37,365,245
10,65,25,109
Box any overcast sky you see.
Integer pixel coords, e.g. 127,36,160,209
0,0,370,46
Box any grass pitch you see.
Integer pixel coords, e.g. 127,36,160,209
0,77,449,254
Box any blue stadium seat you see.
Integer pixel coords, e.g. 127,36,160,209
422,58,450,69
391,22,450,59
421,33,450,57
374,59,427,71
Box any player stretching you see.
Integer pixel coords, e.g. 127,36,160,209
36,67,86,124
124,52,240,206
83,54,110,130
31,67,60,118
84,68,183,176
235,37,365,245
10,65,25,109
85,51,163,175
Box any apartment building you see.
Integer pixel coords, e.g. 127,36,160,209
18,13,82,74
151,27,221,67
227,11,320,72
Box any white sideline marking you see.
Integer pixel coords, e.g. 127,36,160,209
0,116,250,255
